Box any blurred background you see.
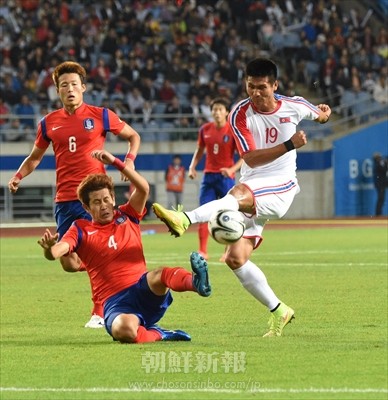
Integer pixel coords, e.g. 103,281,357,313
0,0,387,221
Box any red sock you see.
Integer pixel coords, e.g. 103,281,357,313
198,223,209,254
134,326,162,343
161,267,194,292
91,301,104,318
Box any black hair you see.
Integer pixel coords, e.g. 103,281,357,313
245,58,278,83
210,97,230,111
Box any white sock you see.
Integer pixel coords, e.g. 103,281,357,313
233,260,280,310
186,194,239,224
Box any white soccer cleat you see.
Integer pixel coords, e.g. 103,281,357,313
84,314,105,329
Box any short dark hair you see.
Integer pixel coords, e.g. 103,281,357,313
77,174,114,207
245,58,278,83
210,97,230,111
52,61,87,88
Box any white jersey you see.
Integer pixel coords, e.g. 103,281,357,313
229,94,320,180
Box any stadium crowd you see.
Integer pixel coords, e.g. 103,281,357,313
0,0,387,142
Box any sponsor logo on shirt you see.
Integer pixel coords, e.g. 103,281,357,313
279,117,291,123
83,118,95,130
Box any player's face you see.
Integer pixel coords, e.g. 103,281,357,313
246,76,278,111
57,73,86,112
211,104,228,124
85,188,116,225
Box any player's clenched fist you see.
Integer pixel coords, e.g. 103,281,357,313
290,130,307,149
8,176,21,194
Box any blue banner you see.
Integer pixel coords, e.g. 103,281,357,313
334,121,388,216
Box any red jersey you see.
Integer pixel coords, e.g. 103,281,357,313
61,202,147,305
35,103,125,202
165,164,185,193
198,121,238,177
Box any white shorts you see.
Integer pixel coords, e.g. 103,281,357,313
240,176,300,248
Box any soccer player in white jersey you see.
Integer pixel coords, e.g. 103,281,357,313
153,58,331,337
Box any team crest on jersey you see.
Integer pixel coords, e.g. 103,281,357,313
279,117,291,124
223,135,230,143
83,118,95,130
115,215,127,225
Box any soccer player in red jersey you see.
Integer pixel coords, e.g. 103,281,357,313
38,149,211,343
8,61,141,328
188,97,242,261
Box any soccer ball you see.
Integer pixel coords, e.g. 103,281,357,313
208,209,245,245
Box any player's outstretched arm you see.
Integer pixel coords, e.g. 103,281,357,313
38,228,70,260
91,149,150,214
220,157,243,178
8,145,46,194
119,123,141,181
315,104,331,124
188,146,205,179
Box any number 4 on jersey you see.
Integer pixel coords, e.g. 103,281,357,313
108,235,118,250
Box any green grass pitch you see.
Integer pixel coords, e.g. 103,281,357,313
0,223,387,400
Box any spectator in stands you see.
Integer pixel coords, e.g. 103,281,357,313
188,78,209,100
373,74,388,105
127,86,145,118
164,96,194,139
2,74,21,106
352,48,371,73
110,49,126,78
164,55,189,83
188,95,205,128
100,27,119,61
14,94,35,130
0,0,387,142
348,80,371,124
319,57,336,101
35,105,50,126
26,46,46,74
200,95,213,122
90,58,111,92
0,97,10,128
117,34,132,59
228,58,245,85
2,118,31,142
370,45,385,73
197,65,211,86
362,72,377,96
140,57,159,81
158,79,176,103
111,99,130,118
115,57,141,92
0,56,15,79
74,37,93,67
139,77,158,104
376,27,388,58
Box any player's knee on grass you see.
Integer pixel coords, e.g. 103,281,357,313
111,314,139,343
